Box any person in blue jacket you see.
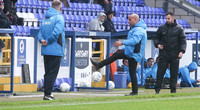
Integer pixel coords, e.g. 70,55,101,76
90,13,147,96
148,60,171,79
177,62,200,88
144,58,155,79
118,59,141,85
144,58,170,84
37,1,65,100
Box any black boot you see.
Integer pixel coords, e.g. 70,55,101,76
90,58,101,70
155,91,160,94
125,92,138,96
171,90,176,93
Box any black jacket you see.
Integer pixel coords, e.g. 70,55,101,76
103,19,116,32
0,8,10,28
154,20,186,58
3,0,17,15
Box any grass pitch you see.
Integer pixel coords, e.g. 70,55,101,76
0,88,200,110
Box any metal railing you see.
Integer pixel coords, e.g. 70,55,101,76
0,36,11,65
92,39,105,61
169,0,200,18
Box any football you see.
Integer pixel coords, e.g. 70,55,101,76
79,81,90,87
92,71,102,82
105,81,115,90
59,83,70,92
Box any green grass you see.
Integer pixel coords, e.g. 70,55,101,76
1,92,200,110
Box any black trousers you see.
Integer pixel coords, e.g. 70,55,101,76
43,55,61,96
99,50,138,93
155,57,179,93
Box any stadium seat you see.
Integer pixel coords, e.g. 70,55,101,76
54,78,62,87
16,26,25,36
11,25,18,36
23,26,30,36
16,0,23,6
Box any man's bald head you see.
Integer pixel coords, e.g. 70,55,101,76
130,14,139,21
128,14,139,27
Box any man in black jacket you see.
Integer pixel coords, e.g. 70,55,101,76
3,0,24,25
154,12,186,94
103,11,116,32
0,0,10,28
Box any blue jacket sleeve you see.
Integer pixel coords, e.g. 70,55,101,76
37,23,44,43
47,16,64,44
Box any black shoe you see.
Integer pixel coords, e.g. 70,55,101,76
171,91,176,93
155,91,160,94
155,90,160,94
125,92,138,96
90,58,100,70
43,95,55,100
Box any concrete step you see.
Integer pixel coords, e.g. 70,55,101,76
0,76,20,83
0,83,37,92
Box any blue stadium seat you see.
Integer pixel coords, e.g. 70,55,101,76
38,0,44,7
11,25,18,36
39,13,45,19
16,0,23,6
112,17,118,23
65,15,72,27
70,15,76,28
74,15,80,28
186,34,192,40
43,1,50,7
53,78,62,91
17,26,25,36
29,26,36,34
114,0,120,6
65,27,73,31
182,19,191,28
119,0,124,6
23,26,29,36
38,0,45,13
136,0,145,6
68,7,73,15
33,13,39,19
62,14,67,20
32,0,39,13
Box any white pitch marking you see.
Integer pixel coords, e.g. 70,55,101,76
8,95,44,98
1,95,200,110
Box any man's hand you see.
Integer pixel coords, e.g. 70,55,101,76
41,39,47,46
157,44,164,50
114,41,123,47
196,79,200,83
178,52,183,59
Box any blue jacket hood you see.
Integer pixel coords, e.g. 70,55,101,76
188,62,197,71
133,20,147,30
45,7,60,18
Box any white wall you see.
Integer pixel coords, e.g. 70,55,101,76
37,38,70,80
15,37,198,84
14,37,34,83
